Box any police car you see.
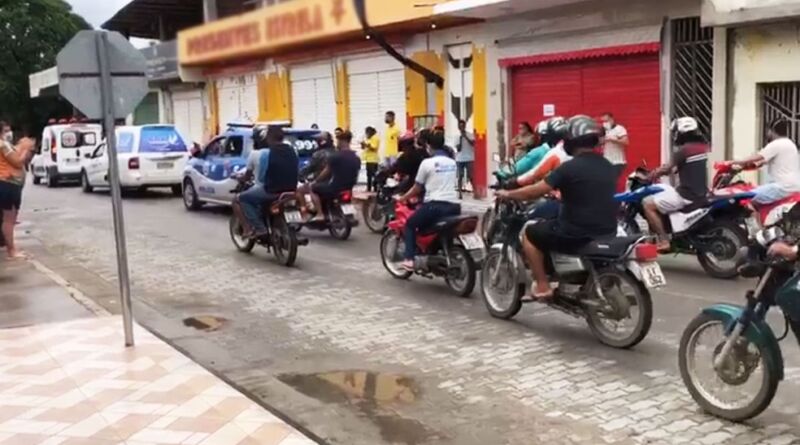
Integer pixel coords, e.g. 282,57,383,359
182,122,320,210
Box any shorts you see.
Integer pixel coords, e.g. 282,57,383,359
525,219,591,254
0,181,22,211
457,161,474,181
751,183,795,205
312,182,342,201
645,184,691,213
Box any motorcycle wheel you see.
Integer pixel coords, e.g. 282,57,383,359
480,207,495,246
229,216,256,253
679,313,779,421
480,249,523,319
696,221,747,280
329,207,352,241
445,245,477,298
584,268,652,349
380,231,412,279
272,217,298,267
363,198,387,234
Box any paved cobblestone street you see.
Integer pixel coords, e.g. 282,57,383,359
19,184,800,445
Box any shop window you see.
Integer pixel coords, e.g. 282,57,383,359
761,82,800,146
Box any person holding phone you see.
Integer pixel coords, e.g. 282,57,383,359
0,121,36,259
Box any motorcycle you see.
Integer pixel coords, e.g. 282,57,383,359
229,178,306,267
617,166,755,279
481,199,661,349
380,201,484,298
362,168,403,234
679,205,800,421
300,188,360,241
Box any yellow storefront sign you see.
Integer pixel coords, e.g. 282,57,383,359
179,0,447,66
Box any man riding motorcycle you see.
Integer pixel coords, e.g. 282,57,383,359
496,115,619,300
299,131,335,181
397,129,461,271
643,117,709,251
498,117,566,179
387,130,427,194
300,130,361,222
239,126,300,238
729,118,800,206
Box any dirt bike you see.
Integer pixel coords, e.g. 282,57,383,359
380,201,484,298
679,205,800,420
481,199,660,349
229,179,306,267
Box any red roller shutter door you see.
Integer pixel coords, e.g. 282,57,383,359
510,52,661,189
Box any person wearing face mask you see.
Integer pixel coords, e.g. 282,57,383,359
0,122,36,259
601,112,629,180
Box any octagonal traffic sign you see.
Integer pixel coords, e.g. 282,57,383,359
57,30,148,119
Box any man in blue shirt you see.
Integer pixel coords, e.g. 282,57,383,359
238,126,298,237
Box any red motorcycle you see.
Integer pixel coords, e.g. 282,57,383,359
713,161,800,228
379,202,485,297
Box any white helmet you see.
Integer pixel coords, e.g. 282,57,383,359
670,117,699,134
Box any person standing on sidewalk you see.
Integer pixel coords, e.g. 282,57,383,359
384,111,400,165
601,112,629,180
362,126,380,192
456,119,475,193
0,122,35,259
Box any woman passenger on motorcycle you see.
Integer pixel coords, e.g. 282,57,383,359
643,117,709,252
513,117,570,187
498,117,565,180
496,115,619,300
391,130,428,195
397,129,460,271
300,131,335,181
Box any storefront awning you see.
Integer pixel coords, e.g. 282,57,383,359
499,42,661,68
177,0,465,68
434,0,587,19
102,0,205,40
701,0,800,26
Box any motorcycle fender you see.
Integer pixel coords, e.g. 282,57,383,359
702,303,784,381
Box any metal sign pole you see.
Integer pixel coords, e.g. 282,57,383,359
96,32,135,347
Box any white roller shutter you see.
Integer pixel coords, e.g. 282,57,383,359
241,74,260,123
216,77,241,128
172,89,204,144
290,62,337,131
347,55,406,158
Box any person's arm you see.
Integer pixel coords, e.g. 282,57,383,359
400,161,429,202
769,241,799,261
607,127,630,147
314,165,332,183
367,137,379,153
517,155,560,186
496,180,553,201
0,138,34,169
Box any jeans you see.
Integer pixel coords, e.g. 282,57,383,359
752,182,795,205
239,185,270,232
366,163,379,192
404,201,461,260
457,161,474,188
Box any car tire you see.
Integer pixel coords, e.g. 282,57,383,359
81,170,93,193
182,179,203,211
32,175,41,185
45,169,58,188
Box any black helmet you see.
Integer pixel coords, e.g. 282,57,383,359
253,125,269,149
563,115,601,156
546,116,568,144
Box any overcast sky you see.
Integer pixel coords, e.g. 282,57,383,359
66,0,152,47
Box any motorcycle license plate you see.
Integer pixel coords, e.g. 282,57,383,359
341,204,356,215
640,262,666,288
460,233,484,251
284,211,303,223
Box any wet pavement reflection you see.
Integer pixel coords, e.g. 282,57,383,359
279,371,441,444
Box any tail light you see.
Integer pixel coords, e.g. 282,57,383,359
339,191,352,202
128,157,140,170
634,243,658,262
50,137,57,162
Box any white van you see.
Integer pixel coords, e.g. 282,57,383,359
80,125,190,195
31,123,102,187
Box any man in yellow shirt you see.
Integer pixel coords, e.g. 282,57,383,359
361,126,380,192
384,111,400,164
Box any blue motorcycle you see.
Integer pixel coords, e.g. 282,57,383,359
616,167,755,279
679,210,800,421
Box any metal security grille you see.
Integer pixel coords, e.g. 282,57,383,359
672,17,714,140
761,83,800,145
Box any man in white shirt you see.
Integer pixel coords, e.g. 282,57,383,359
731,119,800,205
601,112,629,179
398,130,461,270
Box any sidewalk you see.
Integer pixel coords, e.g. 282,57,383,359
0,261,318,445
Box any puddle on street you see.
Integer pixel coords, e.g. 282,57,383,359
182,315,227,332
279,371,440,445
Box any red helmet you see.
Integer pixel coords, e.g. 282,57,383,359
399,130,416,151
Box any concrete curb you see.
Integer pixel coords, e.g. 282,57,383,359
28,258,111,317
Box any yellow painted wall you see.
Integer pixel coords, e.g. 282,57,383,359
263,71,292,122
405,50,445,125
206,82,219,139
336,63,350,129
472,46,487,137
257,74,269,121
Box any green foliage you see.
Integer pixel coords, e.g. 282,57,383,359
0,0,91,135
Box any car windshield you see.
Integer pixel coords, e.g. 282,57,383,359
138,127,187,153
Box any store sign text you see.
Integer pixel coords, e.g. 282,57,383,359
186,5,328,59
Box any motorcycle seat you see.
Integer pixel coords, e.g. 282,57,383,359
575,235,642,259
422,215,479,235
